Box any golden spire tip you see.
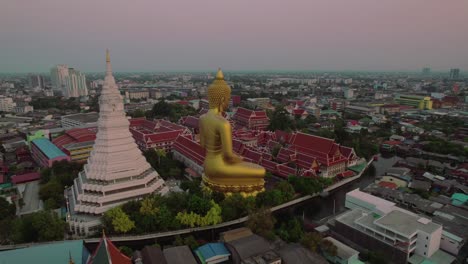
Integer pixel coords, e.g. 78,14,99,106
216,68,224,80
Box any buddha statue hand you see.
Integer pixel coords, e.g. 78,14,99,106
225,153,243,164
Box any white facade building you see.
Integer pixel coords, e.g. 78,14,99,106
339,189,455,263
65,68,88,98
0,96,16,112
50,64,69,91
67,51,168,235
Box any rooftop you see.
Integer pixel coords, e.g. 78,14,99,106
62,112,99,123
375,210,441,236
32,138,67,159
323,237,359,260
0,240,88,264
163,246,197,264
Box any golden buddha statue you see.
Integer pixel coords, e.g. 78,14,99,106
199,69,265,196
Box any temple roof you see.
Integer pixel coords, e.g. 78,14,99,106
87,233,131,264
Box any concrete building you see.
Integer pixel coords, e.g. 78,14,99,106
394,94,433,110
61,112,99,129
53,127,97,163
247,97,271,109
125,89,149,100
50,64,69,91
30,138,70,167
322,237,361,264
449,68,460,79
333,189,455,264
66,51,168,235
0,96,16,112
29,75,45,89
64,68,88,98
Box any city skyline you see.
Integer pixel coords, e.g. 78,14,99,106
1,0,468,73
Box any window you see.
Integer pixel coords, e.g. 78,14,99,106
426,236,429,240
425,245,427,248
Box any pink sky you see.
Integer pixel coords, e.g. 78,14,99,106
1,0,467,72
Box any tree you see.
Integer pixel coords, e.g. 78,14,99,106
11,211,65,243
187,195,212,215
139,197,159,216
256,189,284,207
301,232,322,252
276,218,304,243
176,201,222,227
320,239,338,257
246,208,276,240
119,246,133,257
131,109,146,118
275,181,295,201
0,197,16,221
221,193,255,221
39,180,64,209
268,105,294,131
150,99,172,119
103,207,135,234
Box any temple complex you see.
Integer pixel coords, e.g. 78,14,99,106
66,51,168,235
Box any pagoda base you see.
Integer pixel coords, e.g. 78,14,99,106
202,174,265,197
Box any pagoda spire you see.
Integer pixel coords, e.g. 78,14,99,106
106,49,112,75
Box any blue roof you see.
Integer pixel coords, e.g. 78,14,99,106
32,138,67,159
0,240,89,264
195,243,230,261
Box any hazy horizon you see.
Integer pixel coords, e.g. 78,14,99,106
1,0,468,73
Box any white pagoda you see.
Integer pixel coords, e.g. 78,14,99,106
67,50,168,235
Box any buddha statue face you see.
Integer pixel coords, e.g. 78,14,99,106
207,69,231,112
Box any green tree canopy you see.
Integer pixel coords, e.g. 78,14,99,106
103,207,135,234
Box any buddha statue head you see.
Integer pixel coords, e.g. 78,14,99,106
207,68,231,112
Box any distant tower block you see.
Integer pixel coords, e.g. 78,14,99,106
67,50,168,235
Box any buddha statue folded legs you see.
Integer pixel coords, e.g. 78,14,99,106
199,69,265,195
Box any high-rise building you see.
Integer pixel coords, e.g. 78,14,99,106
64,68,88,98
50,65,88,97
422,67,431,74
66,51,168,235
50,64,69,91
29,75,45,88
449,68,460,79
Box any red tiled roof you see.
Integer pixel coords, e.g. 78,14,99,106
11,172,40,184
87,234,131,264
337,170,354,178
378,181,398,190
173,135,206,165
182,116,199,129
0,174,5,184
232,139,245,154
290,133,347,166
261,159,278,172
277,148,296,163
292,109,306,115
339,146,355,159
53,127,97,148
382,140,401,146
276,164,297,178
243,149,263,163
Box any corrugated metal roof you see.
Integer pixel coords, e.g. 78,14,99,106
0,240,88,264
32,138,67,159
